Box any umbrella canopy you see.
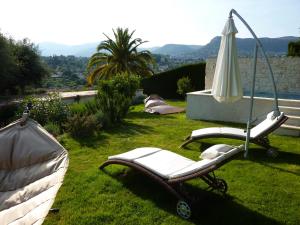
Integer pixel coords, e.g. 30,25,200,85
0,119,68,225
212,17,242,103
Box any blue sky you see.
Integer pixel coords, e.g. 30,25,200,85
0,0,299,47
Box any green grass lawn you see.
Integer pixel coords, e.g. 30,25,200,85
44,101,300,225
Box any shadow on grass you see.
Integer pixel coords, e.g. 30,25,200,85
127,111,180,120
71,120,155,147
183,141,300,175
70,132,109,148
104,120,155,136
102,169,282,225
248,148,300,165
247,148,300,176
182,140,244,152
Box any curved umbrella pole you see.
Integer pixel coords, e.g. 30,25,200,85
229,9,280,157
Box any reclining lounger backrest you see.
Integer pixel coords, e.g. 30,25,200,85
250,111,287,138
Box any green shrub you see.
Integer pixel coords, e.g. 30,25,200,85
44,122,61,137
65,113,99,138
141,62,205,99
84,99,99,115
0,103,19,127
94,75,140,126
177,76,194,96
19,93,70,128
69,102,87,115
94,110,111,128
96,85,131,124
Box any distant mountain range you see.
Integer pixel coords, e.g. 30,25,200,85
151,44,203,56
185,36,299,59
39,36,299,58
38,42,99,57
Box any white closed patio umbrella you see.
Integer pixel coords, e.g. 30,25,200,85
213,9,281,157
212,17,242,103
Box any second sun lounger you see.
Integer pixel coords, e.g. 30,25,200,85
100,144,243,219
180,111,288,149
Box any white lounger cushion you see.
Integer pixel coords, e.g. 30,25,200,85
192,127,245,138
170,145,242,179
108,147,161,161
250,111,284,137
134,150,195,178
191,111,284,139
108,145,243,180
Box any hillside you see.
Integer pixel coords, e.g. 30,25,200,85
186,36,299,59
152,44,203,57
38,36,299,59
38,42,98,57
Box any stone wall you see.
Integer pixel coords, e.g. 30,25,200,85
205,57,300,96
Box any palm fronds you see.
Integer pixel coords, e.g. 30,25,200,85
87,28,154,84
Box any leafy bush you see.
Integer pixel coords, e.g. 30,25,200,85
141,62,205,99
177,76,194,96
94,75,140,126
84,99,98,115
19,93,69,129
94,110,111,128
69,102,87,115
44,122,61,137
0,103,19,127
65,113,99,138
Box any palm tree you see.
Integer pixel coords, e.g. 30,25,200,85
87,28,154,84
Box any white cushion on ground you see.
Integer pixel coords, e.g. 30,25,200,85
145,100,166,108
108,147,161,161
200,144,234,159
133,150,194,179
145,105,185,115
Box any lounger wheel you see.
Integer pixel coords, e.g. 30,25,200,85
216,178,228,194
176,200,191,219
267,148,279,158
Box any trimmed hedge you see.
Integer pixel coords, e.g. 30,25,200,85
141,62,206,99
288,41,300,57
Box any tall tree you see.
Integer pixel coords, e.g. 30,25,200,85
0,33,49,95
0,34,17,93
87,28,154,84
10,38,49,93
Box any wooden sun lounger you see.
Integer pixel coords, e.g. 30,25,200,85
180,111,288,149
100,145,243,219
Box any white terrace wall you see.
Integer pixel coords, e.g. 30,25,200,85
205,57,300,96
